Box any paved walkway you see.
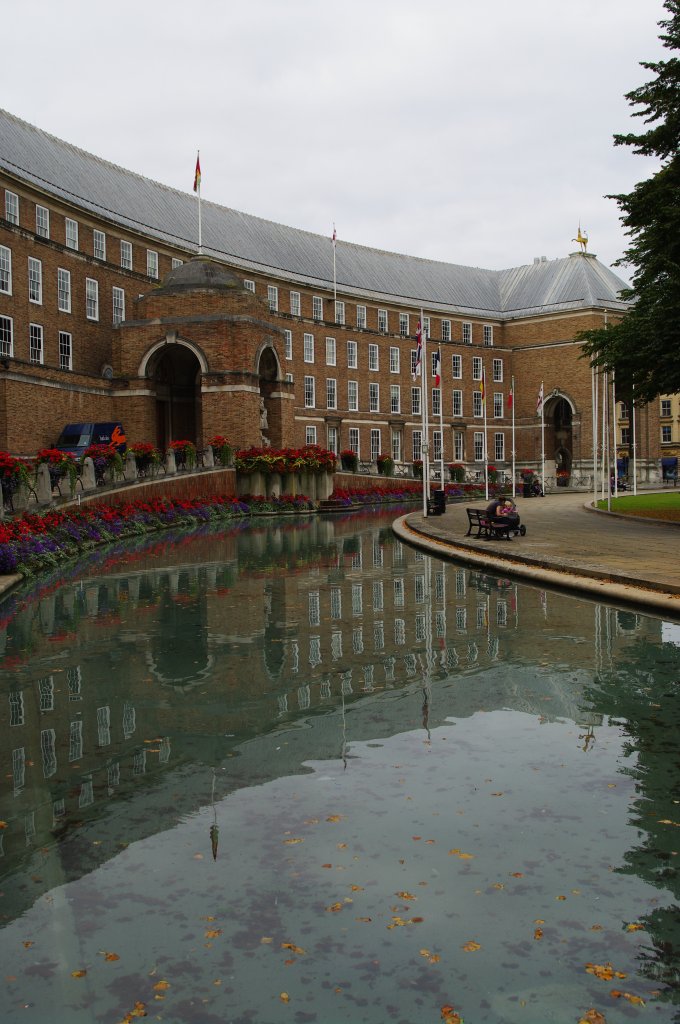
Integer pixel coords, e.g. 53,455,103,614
394,490,680,618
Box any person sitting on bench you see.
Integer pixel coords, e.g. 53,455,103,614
485,498,519,529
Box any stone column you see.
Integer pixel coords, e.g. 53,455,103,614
36,463,53,504
165,449,177,475
81,457,97,491
124,451,137,481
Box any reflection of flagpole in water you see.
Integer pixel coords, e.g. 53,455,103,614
422,554,433,743
209,768,219,860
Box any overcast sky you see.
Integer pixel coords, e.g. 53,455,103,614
2,0,669,276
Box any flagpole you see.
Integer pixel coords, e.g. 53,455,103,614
483,368,489,502
439,382,444,494
421,310,429,517
592,365,598,505
611,370,618,498
632,386,637,495
511,375,516,499
332,224,337,313
540,379,545,497
194,150,202,255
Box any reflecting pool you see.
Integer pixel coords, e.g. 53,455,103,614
1,508,680,1023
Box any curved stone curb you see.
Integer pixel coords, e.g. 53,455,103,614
393,514,680,621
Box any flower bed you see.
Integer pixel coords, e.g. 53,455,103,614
235,445,336,474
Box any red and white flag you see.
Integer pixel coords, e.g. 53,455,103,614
536,381,544,416
433,349,441,388
412,321,423,381
193,153,201,193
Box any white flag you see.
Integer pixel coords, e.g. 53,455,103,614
536,382,544,416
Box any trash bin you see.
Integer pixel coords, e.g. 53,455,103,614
432,489,446,515
522,481,532,498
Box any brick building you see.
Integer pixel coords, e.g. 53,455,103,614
0,108,664,481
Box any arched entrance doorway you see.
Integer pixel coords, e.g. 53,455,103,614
257,346,279,447
545,394,574,476
149,344,202,449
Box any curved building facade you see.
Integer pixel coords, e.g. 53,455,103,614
0,108,663,479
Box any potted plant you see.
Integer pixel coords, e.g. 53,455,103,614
168,439,197,470
412,459,423,479
487,464,498,483
35,447,78,492
129,441,162,476
556,468,570,487
448,463,465,483
82,443,125,486
340,449,358,472
0,450,32,510
376,453,394,477
207,435,232,467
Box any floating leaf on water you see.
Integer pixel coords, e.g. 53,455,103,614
610,990,645,1005
281,943,305,955
356,917,372,922
326,815,344,823
326,902,344,913
283,838,303,845
205,929,222,939
534,928,543,940
625,922,644,932
104,952,120,961
578,1010,606,1024
440,1004,464,1023
462,940,481,952
279,992,290,1003
22,941,34,949
260,937,273,944
71,969,87,978
584,963,626,981
395,891,416,901
153,980,170,991
350,885,364,892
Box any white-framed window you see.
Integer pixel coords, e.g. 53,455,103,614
284,329,293,359
410,348,419,377
112,286,125,325
412,429,422,461
243,278,255,292
391,429,402,462
474,431,484,461
327,425,339,455
349,427,360,456
59,331,72,370
306,425,317,445
472,356,483,380
442,319,451,342
492,357,503,382
411,386,421,416
4,190,19,224
65,218,78,250
69,720,83,762
433,429,442,460
494,392,503,418
452,390,463,416
494,432,505,461
473,391,483,417
303,332,315,362
28,257,42,303
662,425,672,443
335,300,345,325
378,308,388,333
432,388,441,416
290,290,301,316
85,278,99,320
41,729,57,778
462,321,472,345
454,430,464,461
120,239,133,269
399,312,409,337
347,340,357,368
660,399,672,417
57,268,71,312
326,378,337,409
267,284,278,311
0,245,11,295
368,343,379,370
325,336,336,365
369,382,379,412
423,316,430,338
484,324,494,347
390,346,400,373
452,354,462,378
312,295,323,321
356,304,367,329
93,229,106,261
36,205,49,238
9,690,24,726
146,250,159,278
285,372,294,383
172,257,183,269
0,315,13,357
370,429,381,460
29,323,43,364
304,375,315,408
390,384,400,413
348,380,358,411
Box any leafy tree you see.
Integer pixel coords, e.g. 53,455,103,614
580,1,680,404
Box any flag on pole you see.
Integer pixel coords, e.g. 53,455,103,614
412,321,423,381
536,381,544,416
193,153,201,193
480,369,486,405
433,348,441,388
507,386,513,410
332,224,337,247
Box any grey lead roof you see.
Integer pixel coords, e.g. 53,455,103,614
0,108,631,320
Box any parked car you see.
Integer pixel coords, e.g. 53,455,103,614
54,422,126,460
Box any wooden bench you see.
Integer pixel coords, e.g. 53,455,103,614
465,507,513,540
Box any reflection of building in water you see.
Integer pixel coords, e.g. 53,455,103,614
0,518,661,888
